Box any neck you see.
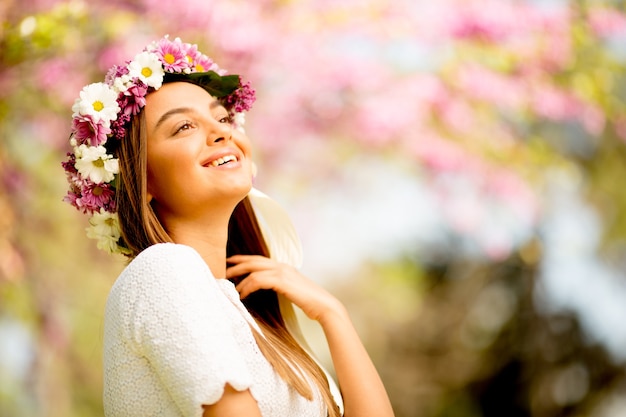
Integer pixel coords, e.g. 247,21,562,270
164,209,233,279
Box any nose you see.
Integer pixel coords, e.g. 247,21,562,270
208,120,233,144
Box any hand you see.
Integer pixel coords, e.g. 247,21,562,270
227,256,395,416
225,255,344,323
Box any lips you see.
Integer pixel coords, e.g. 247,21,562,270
208,154,237,167
202,149,242,168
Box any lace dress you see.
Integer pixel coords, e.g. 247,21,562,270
103,243,328,417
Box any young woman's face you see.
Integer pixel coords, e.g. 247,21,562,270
144,82,253,220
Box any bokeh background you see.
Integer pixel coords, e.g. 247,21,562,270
2,0,626,416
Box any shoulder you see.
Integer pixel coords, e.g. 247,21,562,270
131,242,204,270
109,243,212,302
124,243,207,280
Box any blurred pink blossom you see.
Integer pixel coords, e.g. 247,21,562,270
137,0,215,28
411,133,479,172
530,83,578,119
447,0,568,43
35,58,88,106
428,156,538,260
530,83,605,135
455,65,526,110
588,8,626,38
30,113,70,148
98,36,156,72
4,0,621,262
486,169,538,225
449,3,512,42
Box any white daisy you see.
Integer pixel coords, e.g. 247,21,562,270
71,82,120,125
74,144,119,184
128,51,165,89
233,112,247,133
86,209,122,253
112,74,132,94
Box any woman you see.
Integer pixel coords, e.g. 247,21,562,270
63,36,394,417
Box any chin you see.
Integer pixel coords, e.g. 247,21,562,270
230,179,253,200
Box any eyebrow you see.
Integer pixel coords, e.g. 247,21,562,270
153,101,225,130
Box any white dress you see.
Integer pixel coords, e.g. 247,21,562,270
103,243,328,417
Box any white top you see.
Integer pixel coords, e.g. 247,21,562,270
103,243,328,417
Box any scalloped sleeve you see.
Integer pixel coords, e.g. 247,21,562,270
103,243,255,416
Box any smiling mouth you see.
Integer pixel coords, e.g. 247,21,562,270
208,154,238,167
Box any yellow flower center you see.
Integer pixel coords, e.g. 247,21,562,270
186,55,193,63
92,101,104,112
105,217,116,227
164,53,175,64
93,186,103,196
195,64,205,72
141,67,153,78
93,158,105,168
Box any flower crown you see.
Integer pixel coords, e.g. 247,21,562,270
62,36,256,254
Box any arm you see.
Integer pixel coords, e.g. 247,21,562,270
318,300,394,417
202,385,262,417
227,255,395,417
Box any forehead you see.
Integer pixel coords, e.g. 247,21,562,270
144,82,224,130
146,81,218,109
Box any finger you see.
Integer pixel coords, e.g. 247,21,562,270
226,257,279,278
226,260,273,279
235,271,275,299
227,254,267,264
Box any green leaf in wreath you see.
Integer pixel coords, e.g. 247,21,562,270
163,71,241,98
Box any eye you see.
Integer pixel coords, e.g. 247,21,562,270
174,121,195,135
217,114,232,124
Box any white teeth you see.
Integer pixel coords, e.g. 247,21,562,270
210,154,236,167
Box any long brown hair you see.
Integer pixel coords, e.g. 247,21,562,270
114,110,341,416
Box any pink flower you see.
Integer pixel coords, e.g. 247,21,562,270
104,64,130,86
110,112,132,140
224,81,256,113
119,81,148,115
77,181,116,214
62,154,87,211
72,114,112,146
62,155,117,214
155,38,188,72
63,190,80,210
182,42,199,65
193,53,217,73
180,42,217,73
62,153,80,180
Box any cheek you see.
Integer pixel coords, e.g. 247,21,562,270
234,133,253,158
146,151,178,198
145,160,162,199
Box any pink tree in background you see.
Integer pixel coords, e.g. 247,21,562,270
8,0,624,261
177,0,623,261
